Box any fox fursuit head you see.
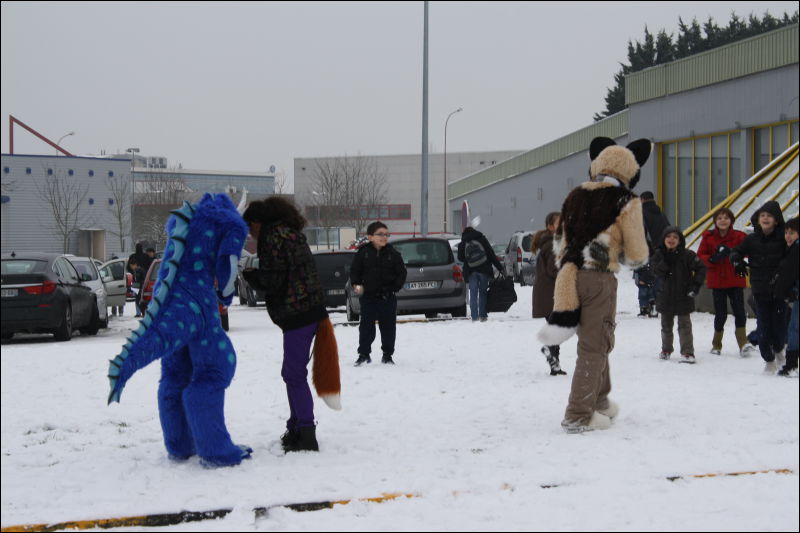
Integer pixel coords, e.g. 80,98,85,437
537,137,652,346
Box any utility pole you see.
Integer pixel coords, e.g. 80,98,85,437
420,1,429,236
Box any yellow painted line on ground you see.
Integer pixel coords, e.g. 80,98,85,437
2,470,795,531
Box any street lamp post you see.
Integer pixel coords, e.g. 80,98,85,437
56,131,75,155
443,107,462,233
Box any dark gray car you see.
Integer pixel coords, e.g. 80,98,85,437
345,237,467,321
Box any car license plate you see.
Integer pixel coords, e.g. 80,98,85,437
327,289,345,295
1,288,18,298
404,281,440,290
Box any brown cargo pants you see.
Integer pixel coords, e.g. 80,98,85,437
564,270,617,426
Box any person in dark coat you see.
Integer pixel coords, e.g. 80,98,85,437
128,242,148,315
531,212,565,375
730,201,787,373
242,197,341,453
774,217,798,376
697,207,751,356
650,226,706,363
349,221,407,366
635,191,671,317
457,226,504,322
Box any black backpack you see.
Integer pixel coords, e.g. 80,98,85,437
465,240,487,267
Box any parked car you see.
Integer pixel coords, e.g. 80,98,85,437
236,255,266,307
503,231,535,285
140,259,229,331
66,256,109,328
1,252,102,341
313,250,356,307
492,243,507,265
344,236,467,321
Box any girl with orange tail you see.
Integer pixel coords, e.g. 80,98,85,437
242,198,341,452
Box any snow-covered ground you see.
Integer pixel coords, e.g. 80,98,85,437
2,268,798,532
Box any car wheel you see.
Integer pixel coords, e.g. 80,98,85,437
424,311,438,319
1,331,13,341
54,305,73,341
346,298,359,322
81,302,101,336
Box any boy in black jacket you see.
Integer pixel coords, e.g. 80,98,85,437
650,227,706,364
349,221,407,366
731,201,787,374
775,217,799,376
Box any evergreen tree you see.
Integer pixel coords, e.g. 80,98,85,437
593,9,798,121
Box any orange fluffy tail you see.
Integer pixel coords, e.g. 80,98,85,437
312,317,342,410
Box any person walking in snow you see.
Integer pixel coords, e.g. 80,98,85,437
458,225,504,322
350,221,407,366
697,207,753,357
530,212,566,375
730,201,788,374
774,216,799,376
650,227,706,364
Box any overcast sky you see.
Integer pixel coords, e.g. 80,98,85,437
2,1,797,191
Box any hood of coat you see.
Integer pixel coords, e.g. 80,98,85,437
750,200,785,235
461,227,484,241
659,225,686,252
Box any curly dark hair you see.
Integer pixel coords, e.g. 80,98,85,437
242,197,307,231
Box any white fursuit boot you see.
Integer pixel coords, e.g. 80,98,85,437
588,411,612,431
597,400,619,420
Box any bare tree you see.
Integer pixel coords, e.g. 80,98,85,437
273,169,289,195
133,168,191,250
35,167,89,253
106,174,132,253
308,155,388,236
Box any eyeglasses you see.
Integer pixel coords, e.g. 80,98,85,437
372,232,390,238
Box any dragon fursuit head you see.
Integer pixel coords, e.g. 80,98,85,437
107,193,252,467
537,137,652,346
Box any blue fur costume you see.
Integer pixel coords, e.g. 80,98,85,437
107,193,251,467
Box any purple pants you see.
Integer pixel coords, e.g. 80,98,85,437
282,321,320,430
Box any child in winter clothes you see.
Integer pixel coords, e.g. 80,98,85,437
730,201,788,374
775,217,799,376
651,227,706,364
697,207,752,356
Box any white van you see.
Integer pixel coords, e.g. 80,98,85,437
65,256,109,328
502,231,535,285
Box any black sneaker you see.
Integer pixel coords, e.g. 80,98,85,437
381,354,395,364
637,306,649,317
354,355,371,366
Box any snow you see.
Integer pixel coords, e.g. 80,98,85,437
2,268,798,531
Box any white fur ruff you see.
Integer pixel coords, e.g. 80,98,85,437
597,400,619,419
589,411,612,430
537,324,577,346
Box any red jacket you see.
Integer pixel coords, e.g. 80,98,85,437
697,228,747,289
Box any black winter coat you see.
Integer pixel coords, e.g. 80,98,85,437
457,227,503,279
651,227,706,315
349,243,407,298
730,201,786,296
773,241,799,302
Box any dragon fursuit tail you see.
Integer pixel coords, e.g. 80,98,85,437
537,262,581,346
312,317,342,410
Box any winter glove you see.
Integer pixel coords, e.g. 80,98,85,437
709,245,731,264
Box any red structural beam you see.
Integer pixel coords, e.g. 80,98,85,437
9,115,74,156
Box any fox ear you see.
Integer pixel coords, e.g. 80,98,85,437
589,137,617,161
626,139,652,167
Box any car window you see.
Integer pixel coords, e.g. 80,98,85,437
507,237,515,253
103,261,125,281
392,240,452,266
56,258,80,282
1,259,48,274
148,261,162,281
70,260,99,281
314,254,353,273
521,235,533,252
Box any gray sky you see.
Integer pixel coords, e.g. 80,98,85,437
2,1,797,192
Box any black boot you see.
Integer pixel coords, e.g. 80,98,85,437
542,345,567,376
284,426,319,452
354,354,371,366
638,306,649,317
381,353,395,364
280,428,298,451
778,350,798,376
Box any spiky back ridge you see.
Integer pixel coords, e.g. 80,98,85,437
107,200,196,403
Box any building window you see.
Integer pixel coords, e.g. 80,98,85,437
752,119,799,174
47,168,53,175
108,171,114,177
659,130,742,230
108,198,115,205
3,167,8,174
68,169,74,176
26,168,31,174
88,198,95,205
88,170,94,177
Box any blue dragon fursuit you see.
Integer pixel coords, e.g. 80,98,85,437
107,193,251,467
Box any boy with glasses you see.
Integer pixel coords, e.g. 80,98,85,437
349,221,407,365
